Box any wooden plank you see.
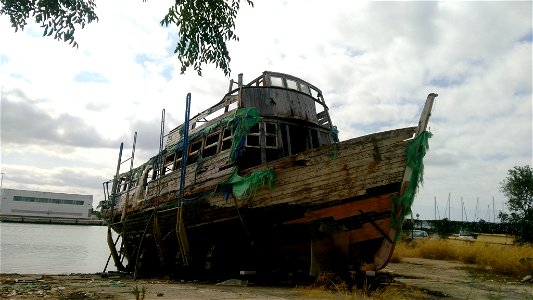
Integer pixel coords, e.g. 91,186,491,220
201,146,408,209
133,126,414,218
149,126,412,199
284,194,392,225
349,218,391,244
242,88,318,123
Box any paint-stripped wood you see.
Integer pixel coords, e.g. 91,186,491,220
105,71,435,277
284,195,392,225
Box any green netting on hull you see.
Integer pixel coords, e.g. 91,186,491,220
228,107,261,162
391,131,432,231
219,168,275,200
165,114,233,154
164,107,260,163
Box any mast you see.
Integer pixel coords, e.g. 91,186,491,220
461,196,464,223
475,197,479,221
448,192,451,220
493,196,496,223
434,196,437,220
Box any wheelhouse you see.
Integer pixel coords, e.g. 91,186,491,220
112,71,338,196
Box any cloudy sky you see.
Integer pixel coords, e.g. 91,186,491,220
1,1,531,221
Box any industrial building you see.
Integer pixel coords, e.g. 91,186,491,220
0,188,93,219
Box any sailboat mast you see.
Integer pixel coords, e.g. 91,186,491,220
434,196,437,220
493,196,496,223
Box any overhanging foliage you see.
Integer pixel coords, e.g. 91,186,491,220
1,0,98,48
1,0,254,76
161,0,253,76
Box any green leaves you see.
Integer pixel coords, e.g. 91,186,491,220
500,165,533,244
500,165,533,216
1,0,99,48
161,0,253,76
2,0,253,76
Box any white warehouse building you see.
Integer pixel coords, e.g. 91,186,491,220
0,188,93,219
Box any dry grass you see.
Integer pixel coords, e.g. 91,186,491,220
392,238,533,277
299,272,428,299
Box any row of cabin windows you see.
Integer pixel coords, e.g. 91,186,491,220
269,76,312,95
245,122,278,148
152,127,234,181
240,121,331,169
144,121,332,182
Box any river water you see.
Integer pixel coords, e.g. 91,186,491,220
0,222,118,274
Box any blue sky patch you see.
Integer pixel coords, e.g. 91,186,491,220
161,65,174,80
74,71,109,83
429,76,465,88
345,48,365,57
0,54,9,65
135,53,154,65
519,31,533,43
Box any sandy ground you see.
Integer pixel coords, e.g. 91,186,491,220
385,257,533,299
1,258,532,299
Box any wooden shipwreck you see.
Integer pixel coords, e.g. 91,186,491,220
101,71,437,280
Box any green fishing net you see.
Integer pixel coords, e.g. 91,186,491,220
219,167,275,200
122,106,270,204
164,107,260,163
166,114,234,154
228,107,260,162
391,131,432,231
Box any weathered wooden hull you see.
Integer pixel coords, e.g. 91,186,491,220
108,126,417,278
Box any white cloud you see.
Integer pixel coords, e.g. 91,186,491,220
1,1,531,220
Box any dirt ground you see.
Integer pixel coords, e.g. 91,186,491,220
386,257,532,299
1,258,531,299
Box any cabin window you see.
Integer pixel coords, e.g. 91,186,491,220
310,87,321,99
265,136,277,147
191,140,202,152
286,79,298,90
280,125,290,157
319,131,331,146
188,140,202,165
242,121,281,166
203,132,220,158
128,174,137,189
276,121,332,158
265,122,276,134
121,177,128,192
310,129,319,148
265,122,280,162
270,76,284,87
221,128,233,151
247,135,260,146
148,168,155,182
264,122,278,149
173,150,183,170
299,83,311,95
288,124,309,155
246,123,261,147
163,153,175,175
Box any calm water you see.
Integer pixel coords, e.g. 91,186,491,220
0,222,118,274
